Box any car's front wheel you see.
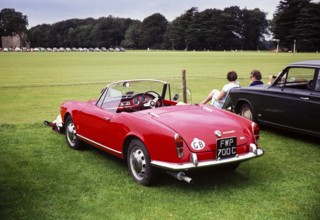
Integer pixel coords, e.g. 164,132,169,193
239,104,255,122
127,139,158,186
65,116,82,150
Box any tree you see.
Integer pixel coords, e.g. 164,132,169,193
223,6,243,50
240,9,268,50
186,9,216,50
166,7,198,50
0,8,28,47
272,0,311,50
166,6,268,51
93,16,130,48
27,24,51,47
139,13,168,49
294,2,320,51
25,6,270,51
28,16,133,48
122,20,141,49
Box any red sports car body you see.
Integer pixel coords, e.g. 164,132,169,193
57,79,264,185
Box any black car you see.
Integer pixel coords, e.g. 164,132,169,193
229,60,320,137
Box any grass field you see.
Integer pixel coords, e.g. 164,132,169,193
0,51,319,219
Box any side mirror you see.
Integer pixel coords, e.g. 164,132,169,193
173,94,179,101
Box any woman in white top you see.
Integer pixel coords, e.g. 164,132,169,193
200,71,239,108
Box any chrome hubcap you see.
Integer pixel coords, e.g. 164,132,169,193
242,108,253,120
66,122,76,146
130,147,146,180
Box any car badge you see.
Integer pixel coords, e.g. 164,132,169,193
214,130,222,138
191,138,205,150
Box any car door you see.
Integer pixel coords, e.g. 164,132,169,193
78,87,122,146
307,70,320,134
260,67,314,130
78,105,114,145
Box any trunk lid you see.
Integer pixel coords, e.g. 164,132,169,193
141,105,249,152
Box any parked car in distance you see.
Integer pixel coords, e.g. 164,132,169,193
229,60,320,137
47,79,264,186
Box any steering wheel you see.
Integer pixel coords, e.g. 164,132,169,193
307,80,313,90
142,91,163,108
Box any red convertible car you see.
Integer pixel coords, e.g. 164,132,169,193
47,79,264,186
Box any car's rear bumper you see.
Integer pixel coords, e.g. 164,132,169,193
151,144,264,171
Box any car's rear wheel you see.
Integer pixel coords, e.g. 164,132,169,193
127,139,157,186
239,104,255,122
65,116,82,150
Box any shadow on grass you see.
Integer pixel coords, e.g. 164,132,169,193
156,165,266,190
80,142,265,188
261,126,319,145
80,142,127,166
77,139,268,190
64,124,319,191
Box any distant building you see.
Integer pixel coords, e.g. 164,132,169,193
1,35,21,48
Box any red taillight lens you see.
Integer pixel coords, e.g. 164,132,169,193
174,133,184,158
252,122,259,144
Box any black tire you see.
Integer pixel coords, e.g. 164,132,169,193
65,116,82,150
239,104,255,122
127,139,157,186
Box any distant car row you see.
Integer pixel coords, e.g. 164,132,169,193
1,47,125,52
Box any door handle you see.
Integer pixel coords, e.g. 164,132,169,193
300,97,309,100
105,117,110,121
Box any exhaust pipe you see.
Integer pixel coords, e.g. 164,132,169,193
166,171,193,184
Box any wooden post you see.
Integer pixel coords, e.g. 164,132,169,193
182,69,187,103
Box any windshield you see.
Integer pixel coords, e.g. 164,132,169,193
274,67,315,90
107,80,166,98
96,79,168,113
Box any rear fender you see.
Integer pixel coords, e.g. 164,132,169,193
235,99,254,114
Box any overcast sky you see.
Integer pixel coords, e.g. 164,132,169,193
1,0,282,28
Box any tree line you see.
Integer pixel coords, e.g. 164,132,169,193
25,7,271,51
1,0,320,52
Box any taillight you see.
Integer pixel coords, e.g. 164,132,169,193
174,133,184,158
252,122,259,144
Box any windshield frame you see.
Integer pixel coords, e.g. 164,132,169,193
96,79,170,109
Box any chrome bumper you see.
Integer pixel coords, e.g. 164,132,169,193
151,145,264,171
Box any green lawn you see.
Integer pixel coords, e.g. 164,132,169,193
0,51,319,219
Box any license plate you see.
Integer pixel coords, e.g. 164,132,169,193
217,137,237,159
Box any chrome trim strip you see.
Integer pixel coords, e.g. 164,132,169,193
202,106,213,112
149,112,159,118
77,134,122,155
151,149,264,171
105,79,168,88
